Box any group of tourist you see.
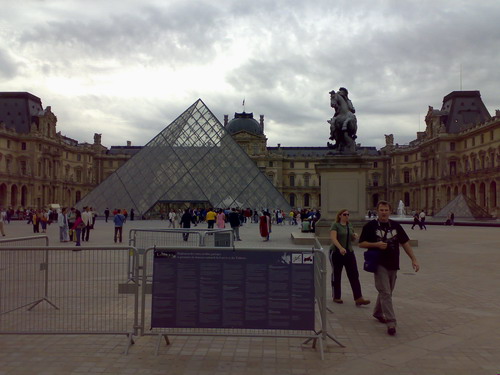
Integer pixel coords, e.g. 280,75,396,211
329,201,419,336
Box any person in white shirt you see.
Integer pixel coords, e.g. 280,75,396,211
81,206,93,241
57,208,70,242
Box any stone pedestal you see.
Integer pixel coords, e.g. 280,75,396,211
315,155,371,244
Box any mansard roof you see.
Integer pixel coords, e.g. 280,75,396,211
440,91,491,133
0,92,44,133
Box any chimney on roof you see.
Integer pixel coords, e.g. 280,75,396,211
260,115,264,133
127,141,131,147
224,115,228,127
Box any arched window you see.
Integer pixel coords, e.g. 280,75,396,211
304,194,310,207
404,192,410,207
289,174,295,187
372,194,379,208
289,193,296,207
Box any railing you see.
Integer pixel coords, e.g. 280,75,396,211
0,236,340,359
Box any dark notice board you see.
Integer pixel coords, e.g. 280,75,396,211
151,250,315,330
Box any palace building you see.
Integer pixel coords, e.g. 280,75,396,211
1,91,498,218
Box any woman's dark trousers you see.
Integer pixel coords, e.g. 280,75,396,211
330,250,362,300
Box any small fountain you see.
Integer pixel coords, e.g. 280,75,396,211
397,200,405,217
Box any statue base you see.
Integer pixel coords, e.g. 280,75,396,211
314,154,371,243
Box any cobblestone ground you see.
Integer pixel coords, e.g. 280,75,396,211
0,219,499,375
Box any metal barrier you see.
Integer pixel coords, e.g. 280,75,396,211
0,235,49,247
127,228,234,282
140,243,343,359
0,246,139,354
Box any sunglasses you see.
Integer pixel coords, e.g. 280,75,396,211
342,213,350,216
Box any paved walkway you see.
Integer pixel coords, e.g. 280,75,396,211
0,219,499,375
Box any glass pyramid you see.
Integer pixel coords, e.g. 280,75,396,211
77,99,291,216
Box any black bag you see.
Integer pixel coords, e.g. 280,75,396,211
363,249,379,273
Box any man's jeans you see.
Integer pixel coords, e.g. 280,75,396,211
373,265,398,326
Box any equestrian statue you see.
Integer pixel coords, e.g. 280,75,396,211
327,87,358,154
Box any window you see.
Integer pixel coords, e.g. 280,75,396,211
404,155,409,162
76,169,82,182
372,174,379,187
481,134,484,144
289,194,296,207
289,175,295,187
304,194,310,207
77,154,81,161
491,131,494,141
20,160,27,175
108,160,113,167
403,171,410,183
471,137,475,147
39,144,42,151
269,161,273,167
373,161,378,168
450,142,455,151
304,174,310,187
290,161,294,168
450,161,456,176
21,142,27,150
7,140,10,148
305,162,309,168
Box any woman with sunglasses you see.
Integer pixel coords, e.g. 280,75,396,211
330,209,370,306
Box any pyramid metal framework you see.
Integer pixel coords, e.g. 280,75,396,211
77,99,291,216
434,194,493,219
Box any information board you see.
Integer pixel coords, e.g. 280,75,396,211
151,250,315,330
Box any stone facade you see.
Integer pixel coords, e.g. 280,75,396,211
1,91,498,218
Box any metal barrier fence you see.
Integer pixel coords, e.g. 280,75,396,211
140,243,343,359
0,235,49,247
0,239,342,358
127,228,234,282
0,246,138,353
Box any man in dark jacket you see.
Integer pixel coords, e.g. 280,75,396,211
180,209,194,241
228,208,242,241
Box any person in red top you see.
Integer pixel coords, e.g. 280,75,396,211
72,210,84,249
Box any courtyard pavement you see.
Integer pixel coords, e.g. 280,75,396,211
0,218,499,375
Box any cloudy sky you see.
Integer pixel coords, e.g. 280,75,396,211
1,0,499,149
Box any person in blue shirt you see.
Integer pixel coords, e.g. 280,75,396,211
113,209,126,243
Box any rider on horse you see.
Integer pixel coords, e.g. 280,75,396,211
328,87,358,153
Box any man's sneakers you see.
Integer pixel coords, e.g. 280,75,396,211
387,326,396,336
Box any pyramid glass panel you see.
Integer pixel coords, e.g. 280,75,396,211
77,99,290,216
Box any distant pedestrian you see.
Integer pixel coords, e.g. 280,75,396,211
228,208,242,241
419,210,427,230
168,209,177,228
58,208,70,242
450,212,455,226
130,208,135,221
113,209,126,243
411,212,420,230
259,211,271,241
104,208,110,223
180,209,194,241
72,210,84,248
216,209,226,229
205,208,216,229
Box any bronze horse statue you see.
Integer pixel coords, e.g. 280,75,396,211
327,88,358,154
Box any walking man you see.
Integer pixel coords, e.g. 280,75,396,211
359,200,420,336
228,208,242,241
113,209,126,243
81,206,93,242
